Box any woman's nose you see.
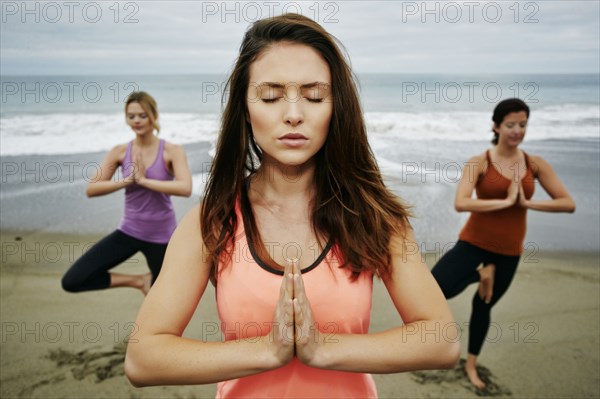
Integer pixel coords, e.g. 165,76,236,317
284,87,303,126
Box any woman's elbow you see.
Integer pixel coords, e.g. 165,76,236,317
178,188,192,198
124,348,151,387
439,340,461,369
176,181,192,197
454,201,465,212
85,186,96,198
430,319,461,369
557,197,576,213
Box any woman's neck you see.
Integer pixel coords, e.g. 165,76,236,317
493,143,520,159
250,160,316,206
134,133,158,147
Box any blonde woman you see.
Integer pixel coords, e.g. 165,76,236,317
62,91,192,295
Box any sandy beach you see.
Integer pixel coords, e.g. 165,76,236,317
1,230,598,399
2,3,599,396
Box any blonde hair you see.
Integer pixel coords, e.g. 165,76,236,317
125,91,160,133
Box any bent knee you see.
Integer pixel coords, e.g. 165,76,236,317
61,274,81,292
61,271,89,293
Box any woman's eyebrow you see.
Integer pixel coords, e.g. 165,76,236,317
256,81,330,89
299,81,330,90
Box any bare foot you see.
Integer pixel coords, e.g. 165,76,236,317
465,356,486,389
140,273,152,296
478,263,496,304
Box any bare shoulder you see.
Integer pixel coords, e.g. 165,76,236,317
178,203,202,238
164,141,186,155
388,225,418,259
525,153,552,175
470,151,488,164
526,153,549,166
107,143,129,164
163,141,187,164
113,143,129,152
462,151,487,174
166,203,210,280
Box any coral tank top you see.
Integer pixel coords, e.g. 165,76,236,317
215,198,377,398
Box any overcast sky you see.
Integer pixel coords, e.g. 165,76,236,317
1,0,598,75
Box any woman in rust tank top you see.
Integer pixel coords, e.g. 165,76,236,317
431,98,576,390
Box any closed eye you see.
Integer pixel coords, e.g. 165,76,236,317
261,97,324,103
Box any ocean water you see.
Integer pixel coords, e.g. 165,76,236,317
1,74,598,251
1,74,598,155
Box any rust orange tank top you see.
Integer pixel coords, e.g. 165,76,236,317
215,198,377,398
458,150,535,256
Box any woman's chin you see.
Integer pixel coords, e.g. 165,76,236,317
263,153,314,167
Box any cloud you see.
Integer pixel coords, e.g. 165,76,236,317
1,0,598,74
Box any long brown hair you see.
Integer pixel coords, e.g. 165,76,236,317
201,13,410,282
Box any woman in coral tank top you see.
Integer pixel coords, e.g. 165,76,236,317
125,14,460,398
431,98,576,390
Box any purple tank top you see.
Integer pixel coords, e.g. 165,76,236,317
118,139,177,244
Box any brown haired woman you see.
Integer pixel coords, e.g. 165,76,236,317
431,98,576,389
61,91,192,296
125,14,459,397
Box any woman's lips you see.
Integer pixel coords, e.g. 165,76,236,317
279,133,308,147
280,133,307,139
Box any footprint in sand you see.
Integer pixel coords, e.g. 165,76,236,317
410,358,513,397
47,342,127,382
19,342,127,398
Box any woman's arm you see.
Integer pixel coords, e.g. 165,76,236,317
136,144,192,197
86,145,133,197
519,155,576,213
294,229,460,373
124,205,291,387
454,154,518,212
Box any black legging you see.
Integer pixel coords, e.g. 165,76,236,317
431,240,520,355
61,230,168,292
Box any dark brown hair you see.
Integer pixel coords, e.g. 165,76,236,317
491,98,530,145
201,13,410,282
125,91,160,133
